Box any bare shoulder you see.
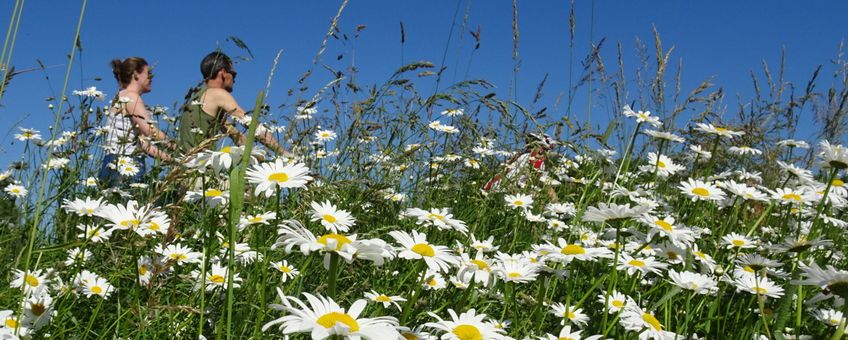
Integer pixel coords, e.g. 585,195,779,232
204,88,238,112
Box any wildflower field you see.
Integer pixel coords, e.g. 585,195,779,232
2,1,848,340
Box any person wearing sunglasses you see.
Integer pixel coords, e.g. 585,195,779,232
99,57,176,186
177,51,286,156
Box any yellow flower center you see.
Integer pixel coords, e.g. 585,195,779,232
249,216,264,223
452,324,483,340
755,287,767,295
91,285,103,294
411,243,436,257
470,259,490,271
743,266,755,273
427,278,438,286
612,300,625,308
694,251,706,259
316,312,359,332
427,213,445,221
642,313,663,330
11,188,20,193
170,253,188,261
566,311,576,319
732,240,746,247
402,333,419,340
782,193,801,201
278,265,292,273
657,160,666,168
715,127,728,133
85,208,94,214
25,274,40,287
692,187,710,197
628,260,646,268
317,234,353,251
148,222,160,231
205,189,223,197
5,318,17,328
30,303,46,316
220,146,231,154
513,200,524,206
323,214,338,223
139,265,149,276
268,172,289,183
375,295,391,302
561,244,586,255
209,275,225,284
508,272,521,278
833,179,845,187
120,219,141,228
655,220,673,231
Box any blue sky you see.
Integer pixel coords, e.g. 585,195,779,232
0,1,846,163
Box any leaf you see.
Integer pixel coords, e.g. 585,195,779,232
226,36,254,60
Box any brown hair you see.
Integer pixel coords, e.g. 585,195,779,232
110,57,148,88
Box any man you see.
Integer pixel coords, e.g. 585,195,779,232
178,51,286,156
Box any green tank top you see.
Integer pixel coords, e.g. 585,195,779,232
178,86,225,153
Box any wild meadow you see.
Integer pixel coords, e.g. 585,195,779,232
2,1,848,339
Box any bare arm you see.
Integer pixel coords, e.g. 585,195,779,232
123,94,174,161
209,88,287,155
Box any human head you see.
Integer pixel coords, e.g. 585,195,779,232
110,57,152,92
200,51,236,92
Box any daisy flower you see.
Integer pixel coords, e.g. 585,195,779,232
818,140,848,169
402,207,468,234
363,290,406,310
310,201,356,233
0,310,30,337
668,269,717,294
777,139,810,149
11,269,49,294
544,239,613,264
81,276,115,299
582,203,650,223
184,188,229,208
422,270,448,290
4,184,27,198
192,264,241,292
550,303,589,327
270,260,299,282
158,243,202,266
469,235,499,253
616,254,667,276
728,146,762,156
262,292,400,339
678,178,726,202
722,232,756,249
424,309,509,340
76,224,112,243
792,263,848,301
441,108,464,117
643,129,685,143
640,215,695,248
720,180,768,201
620,306,678,339
314,129,338,142
61,197,103,216
504,193,534,210
814,308,846,327
493,260,540,283
639,153,684,177
390,230,458,273
694,122,744,139
597,290,636,314
94,200,153,236
770,187,813,205
246,160,313,197
239,211,277,231
623,105,662,127
733,274,784,298
15,127,42,142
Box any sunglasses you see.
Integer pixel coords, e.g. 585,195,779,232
227,68,237,80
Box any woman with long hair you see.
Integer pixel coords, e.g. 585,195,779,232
99,57,175,186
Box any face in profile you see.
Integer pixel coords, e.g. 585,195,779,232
138,65,153,93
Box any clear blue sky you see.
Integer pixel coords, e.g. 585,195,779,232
1,1,846,164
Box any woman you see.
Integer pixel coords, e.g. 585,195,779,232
99,57,175,186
